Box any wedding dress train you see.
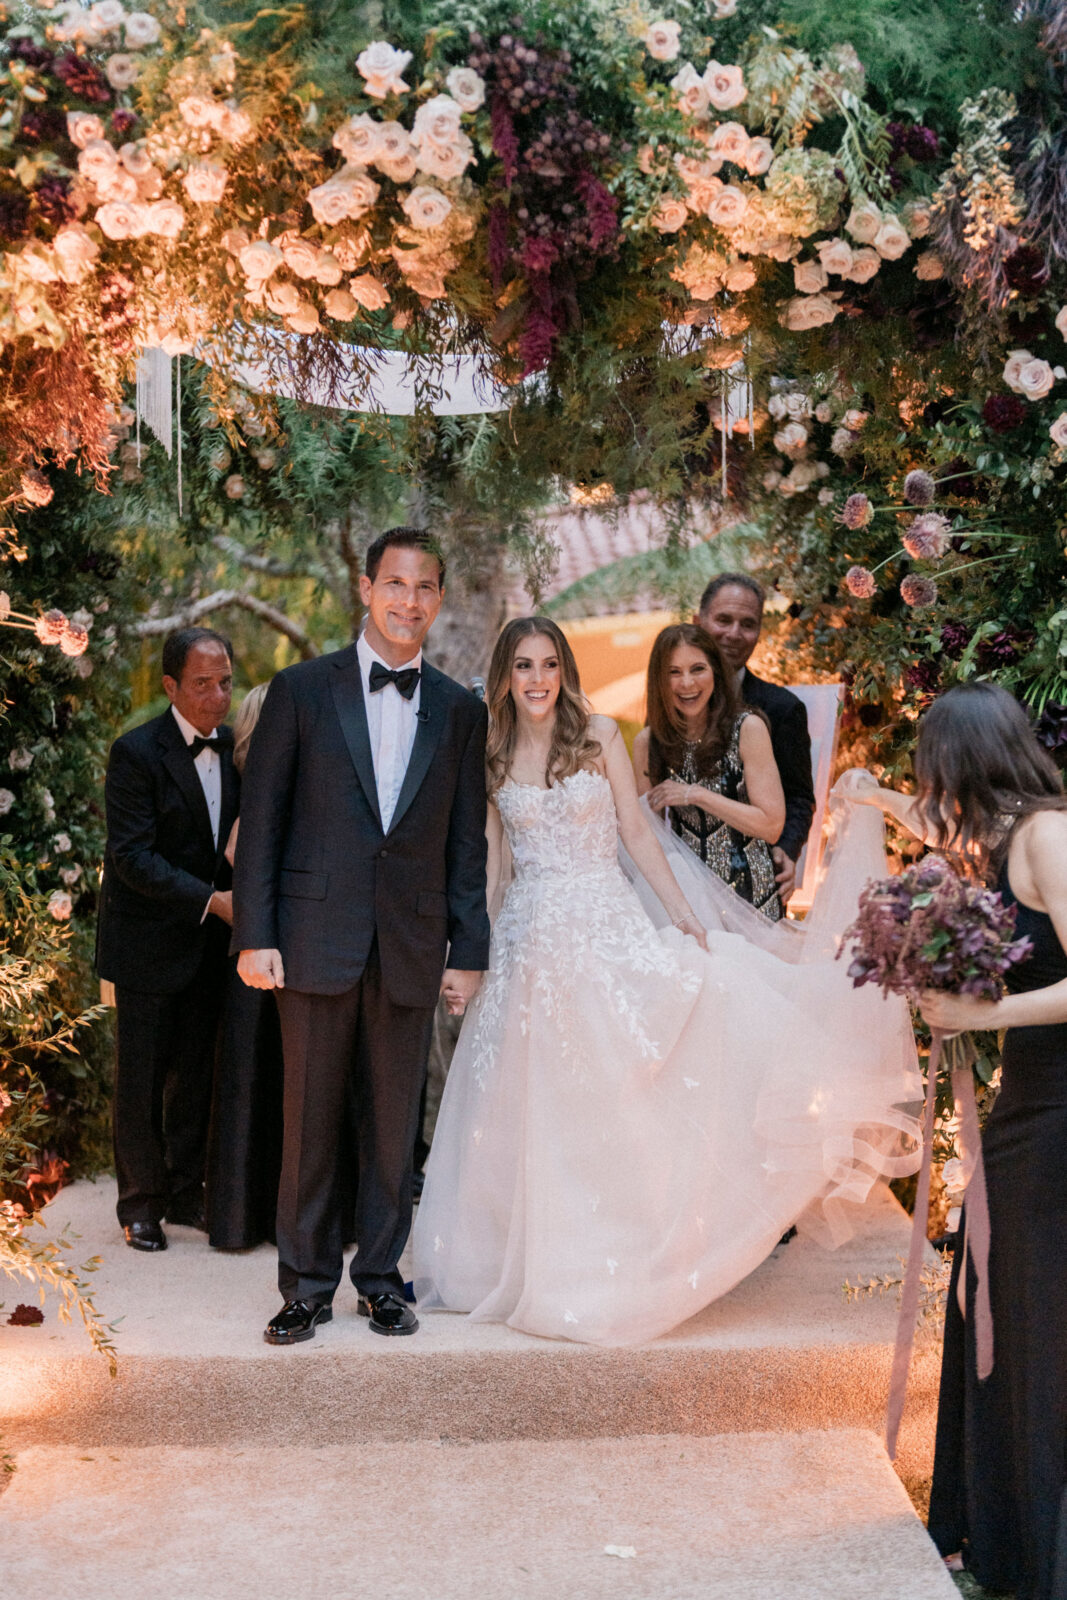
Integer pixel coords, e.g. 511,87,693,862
412,768,921,1345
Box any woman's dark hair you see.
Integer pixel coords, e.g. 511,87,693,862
915,682,1067,874
485,617,601,796
645,623,740,783
365,526,445,587
161,627,233,682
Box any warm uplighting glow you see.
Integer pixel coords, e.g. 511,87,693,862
569,482,616,507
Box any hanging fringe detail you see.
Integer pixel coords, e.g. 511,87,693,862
135,345,173,458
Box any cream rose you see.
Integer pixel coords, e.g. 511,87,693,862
401,185,453,230
779,293,838,332
67,111,105,149
1002,348,1033,391
279,237,318,279
845,201,882,244
95,198,148,239
794,258,828,294
1055,305,1067,341
118,140,151,177
708,184,748,230
414,132,475,181
1017,357,1056,401
670,63,710,119
183,161,227,204
78,139,119,188
145,198,185,239
652,197,689,233
355,40,413,99
90,0,126,32
703,61,746,111
179,95,217,129
709,121,749,164
349,273,390,311
742,137,774,177
99,166,139,203
816,237,854,276
643,20,682,60
413,95,464,148
785,392,812,419
308,165,380,226
324,287,358,320
106,52,141,90
844,246,881,284
18,249,59,284
48,891,73,922
239,240,283,282
902,199,932,239
714,0,738,14
873,215,910,260
1049,413,1067,448
53,223,99,282
773,421,808,456
914,250,944,281
333,112,383,166
124,10,160,47
445,66,485,112
373,121,415,180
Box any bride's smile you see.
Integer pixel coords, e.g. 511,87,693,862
510,636,561,723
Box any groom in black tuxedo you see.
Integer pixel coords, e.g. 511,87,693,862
98,627,239,1251
235,527,490,1345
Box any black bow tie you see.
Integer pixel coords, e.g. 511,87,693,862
190,735,223,757
369,661,420,701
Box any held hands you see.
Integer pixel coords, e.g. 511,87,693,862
771,847,797,903
238,948,286,990
441,968,482,1016
836,769,885,808
647,780,696,814
919,989,1003,1036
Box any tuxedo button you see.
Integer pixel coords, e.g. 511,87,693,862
379,848,388,858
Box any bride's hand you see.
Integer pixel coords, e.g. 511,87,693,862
837,769,885,808
676,913,708,951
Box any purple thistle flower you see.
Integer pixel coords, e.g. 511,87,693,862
901,574,938,608
839,493,873,530
903,469,936,507
845,564,877,598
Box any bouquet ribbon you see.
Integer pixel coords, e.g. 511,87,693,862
885,1027,994,1460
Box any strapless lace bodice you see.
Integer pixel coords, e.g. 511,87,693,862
496,768,619,882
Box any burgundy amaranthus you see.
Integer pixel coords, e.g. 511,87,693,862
982,393,1027,434
841,854,1032,1001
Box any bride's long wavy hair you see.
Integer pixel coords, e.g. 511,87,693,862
485,617,602,796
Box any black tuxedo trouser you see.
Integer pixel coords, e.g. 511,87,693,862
113,951,226,1226
274,939,434,1305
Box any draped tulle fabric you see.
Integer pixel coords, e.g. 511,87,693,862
412,768,922,1346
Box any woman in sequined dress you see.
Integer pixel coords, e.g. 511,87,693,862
632,623,786,921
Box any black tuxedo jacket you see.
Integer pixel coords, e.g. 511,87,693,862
740,669,816,863
231,645,490,1008
97,710,239,993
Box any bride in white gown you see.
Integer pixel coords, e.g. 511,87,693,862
413,618,921,1346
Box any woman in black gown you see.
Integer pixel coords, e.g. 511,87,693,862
857,683,1067,1599
632,623,786,921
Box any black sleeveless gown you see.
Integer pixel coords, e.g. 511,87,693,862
928,867,1067,1599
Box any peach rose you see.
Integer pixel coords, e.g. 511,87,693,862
652,197,689,233
78,139,119,189
95,198,149,239
816,237,854,275
179,95,217,129
119,140,152,177
349,273,390,310
1002,349,1032,391
708,184,748,230
266,283,303,316
53,223,99,283
1049,412,1067,448
333,112,383,166
793,257,828,294
709,121,749,164
723,260,756,292
914,250,943,281
183,161,227,204
136,166,163,200
105,52,141,90
703,61,746,111
445,66,485,112
124,10,161,47
99,167,139,203
282,237,321,280
902,199,932,239
313,252,343,286
332,234,370,272
373,121,416,181
1017,357,1056,401
216,105,252,144
844,246,881,283
1056,305,1067,341
67,112,105,149
873,216,910,260
671,63,710,119
743,137,774,177
48,891,73,922
845,201,881,244
774,421,808,455
90,0,125,30
308,165,380,226
18,249,59,284
401,185,453,230
355,40,412,99
325,287,359,320
643,20,682,61
779,293,838,331
239,240,283,282
145,198,185,239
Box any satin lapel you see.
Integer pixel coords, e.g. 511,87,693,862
330,647,383,832
217,738,239,868
158,716,214,848
388,665,446,836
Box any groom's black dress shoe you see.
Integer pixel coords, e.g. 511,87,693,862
123,1221,167,1252
263,1300,333,1345
358,1292,419,1336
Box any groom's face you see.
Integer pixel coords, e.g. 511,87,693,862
360,546,443,659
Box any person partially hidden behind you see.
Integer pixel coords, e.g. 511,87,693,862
97,628,239,1251
696,574,815,903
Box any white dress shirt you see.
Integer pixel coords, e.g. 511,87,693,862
172,704,222,847
356,632,421,833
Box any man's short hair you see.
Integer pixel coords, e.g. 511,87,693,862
697,572,765,615
365,526,445,587
162,627,233,682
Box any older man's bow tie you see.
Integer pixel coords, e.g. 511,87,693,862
369,661,420,700
190,735,224,757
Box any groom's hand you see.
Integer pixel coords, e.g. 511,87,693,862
441,969,481,1016
238,948,285,990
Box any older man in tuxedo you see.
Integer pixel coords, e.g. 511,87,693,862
97,628,239,1251
697,574,815,902
235,527,489,1346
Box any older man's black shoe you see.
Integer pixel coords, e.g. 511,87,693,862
264,1299,333,1345
123,1220,167,1251
357,1292,419,1336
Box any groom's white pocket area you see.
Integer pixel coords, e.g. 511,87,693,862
279,869,328,900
